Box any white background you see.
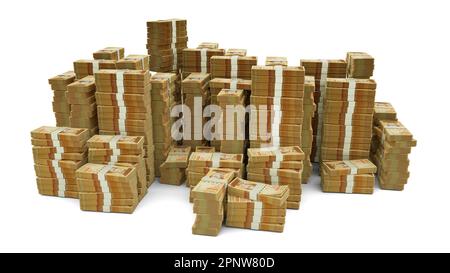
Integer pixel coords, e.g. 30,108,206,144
0,0,448,252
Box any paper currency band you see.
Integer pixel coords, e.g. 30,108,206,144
171,20,177,71
97,164,114,212
249,183,265,201
343,160,358,175
230,79,238,90
50,127,67,197
314,60,329,162
115,71,127,135
230,56,238,79
342,79,356,160
251,203,263,230
211,152,221,168
270,66,284,148
200,48,208,73
92,60,99,73
108,135,122,163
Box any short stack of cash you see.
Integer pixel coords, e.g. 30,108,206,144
94,69,155,186
320,78,376,161
87,135,148,200
346,52,375,79
181,73,210,148
150,73,178,176
66,76,98,135
48,71,76,126
31,126,89,198
146,19,188,72
247,146,304,209
73,59,116,79
301,76,316,182
217,88,247,154
191,169,236,236
183,42,225,74
249,65,305,148
116,55,149,70
371,120,416,190
226,178,289,232
300,59,347,162
321,159,377,194
76,163,139,213
160,146,192,186
93,47,125,61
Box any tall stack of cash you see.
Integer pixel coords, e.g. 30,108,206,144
160,146,192,186
191,169,236,236
76,163,139,213
226,178,289,232
321,159,377,194
371,120,416,190
265,56,288,67
320,78,376,161
73,59,117,79
346,52,374,79
150,73,178,176
247,146,304,209
217,89,247,154
301,76,316,182
300,59,347,162
67,76,98,135
146,19,188,72
116,55,149,70
87,135,148,200
94,69,155,186
249,65,304,148
183,42,225,74
93,47,125,61
48,71,76,126
31,126,89,198
181,73,210,148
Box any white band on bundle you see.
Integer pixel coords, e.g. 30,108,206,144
230,56,238,79
270,175,279,185
269,168,278,176
343,160,358,174
200,48,208,73
345,175,355,193
171,20,177,70
249,183,265,201
342,79,356,160
50,127,67,197
116,49,121,60
211,152,221,168
251,205,262,230
115,71,127,134
140,57,145,70
92,60,100,73
108,135,122,163
274,150,284,162
230,79,238,90
97,164,114,212
274,65,283,98
271,161,281,169
314,60,329,162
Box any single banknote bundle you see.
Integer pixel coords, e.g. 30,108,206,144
346,52,374,79
116,55,149,70
150,72,178,175
301,76,316,182
87,135,148,200
147,19,188,72
320,78,376,161
225,49,247,57
73,59,117,79
300,59,347,162
94,69,155,185
265,56,288,67
48,71,76,126
93,47,125,61
321,159,377,194
226,178,289,232
247,146,304,209
183,42,225,74
160,146,192,186
76,163,139,213
249,65,305,148
211,55,257,80
31,126,89,198
192,169,236,236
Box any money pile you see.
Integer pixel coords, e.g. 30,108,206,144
150,73,178,176
346,52,375,79
73,59,117,79
181,73,210,148
160,146,192,186
93,47,125,61
209,78,251,151
249,65,305,148
301,76,316,182
116,55,149,70
87,135,148,200
321,159,377,194
265,56,288,66
76,163,139,213
31,126,89,198
226,178,289,232
320,78,377,161
66,76,98,135
300,59,347,162
183,42,225,74
371,120,416,190
211,55,257,80
217,89,247,154
191,169,236,236
94,69,155,186
225,49,247,57
247,146,304,209
146,19,188,72
48,71,76,126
